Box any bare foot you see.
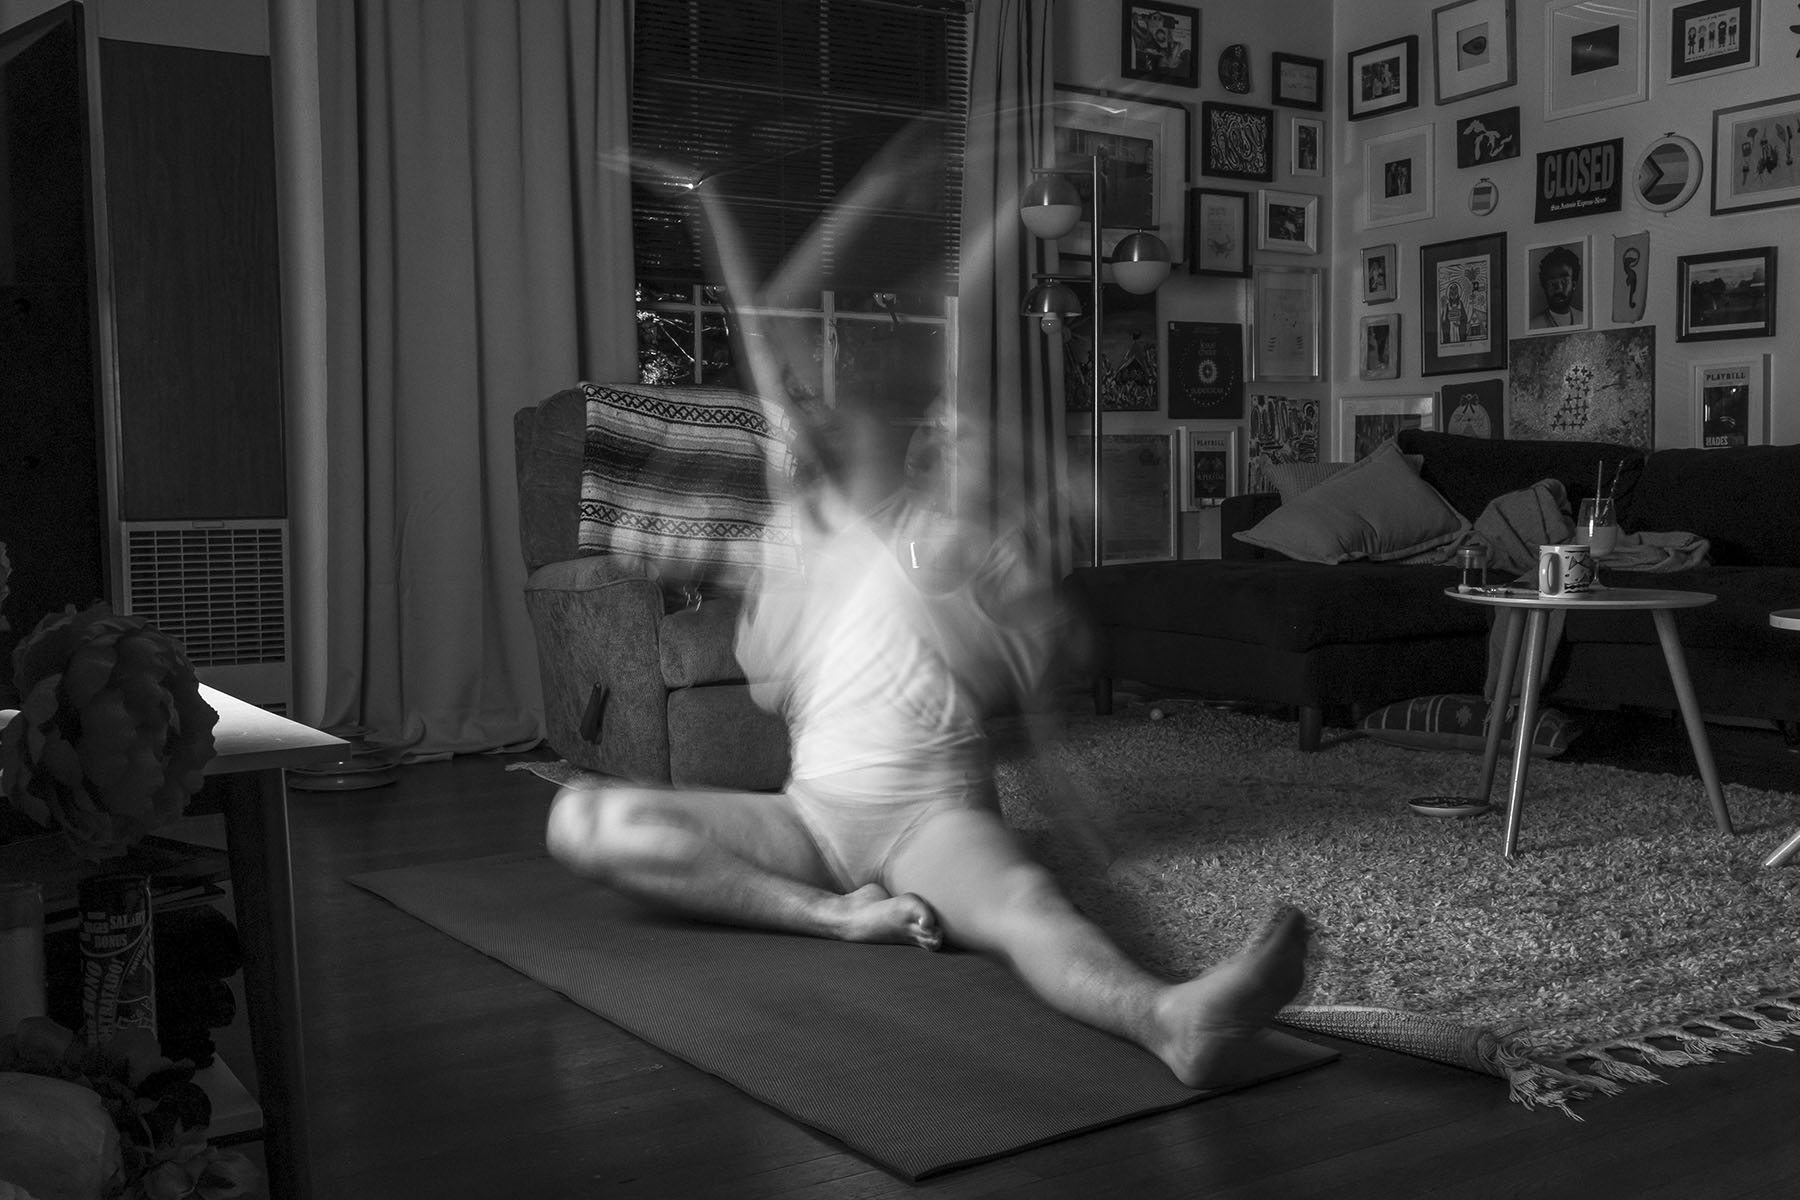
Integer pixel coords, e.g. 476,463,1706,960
1151,905,1311,1088
830,884,943,950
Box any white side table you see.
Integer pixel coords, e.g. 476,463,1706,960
1761,610,1800,868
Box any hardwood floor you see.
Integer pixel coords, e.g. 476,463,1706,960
270,710,1800,1199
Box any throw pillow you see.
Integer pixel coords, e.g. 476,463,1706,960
1263,447,1424,504
1232,441,1468,564
578,382,800,588
1360,693,1578,758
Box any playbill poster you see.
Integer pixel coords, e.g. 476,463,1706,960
1508,326,1654,448
1699,362,1753,447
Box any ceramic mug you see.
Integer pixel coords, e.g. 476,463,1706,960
1537,543,1595,596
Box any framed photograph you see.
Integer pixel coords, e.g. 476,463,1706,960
1246,394,1321,492
1692,356,1768,448
1257,189,1319,254
1545,0,1647,120
1676,246,1777,341
1667,0,1757,82
1634,133,1704,212
1200,101,1275,182
1050,86,1189,262
1358,314,1403,381
1271,51,1325,110
1440,378,1506,438
1187,188,1251,277
1066,432,1179,564
1455,106,1520,168
1249,266,1322,382
1432,0,1517,104
1179,424,1243,508
1336,394,1434,462
1362,243,1399,304
1419,233,1508,376
1122,2,1201,88
1522,235,1591,334
1710,94,1800,215
1363,124,1435,228
1166,320,1245,418
1347,35,1420,121
1289,117,1325,178
1508,327,1654,448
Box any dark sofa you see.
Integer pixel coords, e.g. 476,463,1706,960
1065,430,1800,749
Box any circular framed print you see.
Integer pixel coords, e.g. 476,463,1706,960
1469,178,1499,216
1635,134,1704,213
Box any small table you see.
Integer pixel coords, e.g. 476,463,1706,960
1761,610,1800,868
1445,587,1734,861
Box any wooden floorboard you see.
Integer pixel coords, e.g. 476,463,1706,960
273,717,1800,1199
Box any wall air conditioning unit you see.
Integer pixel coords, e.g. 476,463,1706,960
120,520,292,713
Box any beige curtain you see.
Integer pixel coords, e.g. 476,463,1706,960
289,0,635,753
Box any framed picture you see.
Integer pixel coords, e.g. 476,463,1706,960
1166,320,1245,418
1246,394,1321,492
1122,2,1201,88
1357,314,1402,381
1667,0,1758,82
1432,0,1517,104
1709,94,1800,215
1335,394,1434,462
1634,133,1704,212
1271,51,1325,110
1363,124,1435,228
1534,137,1625,222
1066,283,1160,411
1187,188,1251,277
1692,356,1768,448
1347,35,1419,121
1179,424,1243,508
1455,106,1520,168
1257,188,1318,254
1289,117,1325,178
1508,327,1654,448
1545,0,1647,120
1522,235,1591,334
1676,246,1777,342
1439,378,1506,438
1249,266,1322,382
1200,101,1275,182
1612,231,1651,323
1050,87,1189,262
1419,233,1508,376
1362,243,1399,304
1066,432,1178,564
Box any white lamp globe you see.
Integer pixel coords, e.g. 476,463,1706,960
1019,174,1082,240
1111,230,1172,294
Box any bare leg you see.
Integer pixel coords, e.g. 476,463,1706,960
546,783,941,949
885,808,1307,1087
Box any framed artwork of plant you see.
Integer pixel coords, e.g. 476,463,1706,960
1187,187,1252,276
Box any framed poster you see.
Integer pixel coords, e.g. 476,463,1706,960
1634,133,1704,212
1440,378,1506,438
1347,35,1420,121
1535,138,1624,222
1545,0,1647,120
1419,233,1508,376
1200,101,1275,182
1335,394,1435,462
1179,424,1243,508
1066,283,1160,411
1246,394,1320,493
1066,432,1178,564
1249,266,1322,382
1676,246,1777,341
1050,87,1189,261
1257,188,1319,253
1363,243,1399,304
1522,235,1591,334
1166,320,1245,418
1363,125,1435,228
1710,94,1800,215
1187,188,1251,276
1693,356,1768,448
1122,2,1200,87
1507,327,1654,448
1432,0,1517,104
1290,117,1325,178
1358,314,1402,380
1455,106,1520,169
1271,51,1325,109
1667,0,1758,82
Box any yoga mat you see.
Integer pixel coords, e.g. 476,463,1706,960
350,852,1336,1180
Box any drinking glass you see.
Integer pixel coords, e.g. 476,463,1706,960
1576,497,1619,565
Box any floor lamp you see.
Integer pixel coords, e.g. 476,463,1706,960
1020,156,1172,569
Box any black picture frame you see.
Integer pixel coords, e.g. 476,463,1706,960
1419,233,1508,376
1668,0,1757,81
1271,51,1325,110
1166,320,1245,418
1455,106,1520,169
1347,34,1419,121
1121,2,1201,88
1676,246,1778,342
1200,101,1275,183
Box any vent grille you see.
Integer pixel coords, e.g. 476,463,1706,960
123,523,289,666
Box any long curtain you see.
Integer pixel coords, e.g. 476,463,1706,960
955,0,1065,575
290,0,636,752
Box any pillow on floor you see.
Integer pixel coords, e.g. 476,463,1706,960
1233,440,1467,564
1360,693,1578,758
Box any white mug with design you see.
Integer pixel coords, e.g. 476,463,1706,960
1537,543,1595,597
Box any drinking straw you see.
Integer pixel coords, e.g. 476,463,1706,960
1594,460,1604,503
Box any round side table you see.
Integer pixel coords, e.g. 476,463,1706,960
1761,609,1800,868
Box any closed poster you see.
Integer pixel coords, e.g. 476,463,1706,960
1166,320,1245,418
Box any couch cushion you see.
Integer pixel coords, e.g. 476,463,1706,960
1397,429,1642,523
1234,441,1467,564
1360,693,1577,758
1621,446,1800,566
659,598,751,688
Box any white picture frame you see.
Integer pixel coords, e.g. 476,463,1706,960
1358,313,1402,380
1178,424,1243,509
1546,0,1648,121
1289,117,1325,178
1257,188,1319,254
1432,0,1517,104
1050,86,1189,262
1363,124,1435,229
1335,394,1436,462
1066,431,1179,564
1522,235,1592,335
1250,265,1322,382
1692,356,1768,448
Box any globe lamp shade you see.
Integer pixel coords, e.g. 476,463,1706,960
1110,230,1172,294
1019,174,1082,240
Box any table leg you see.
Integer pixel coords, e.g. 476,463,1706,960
1649,609,1735,836
1764,826,1800,869
1502,610,1552,862
1476,609,1525,805
221,768,313,1200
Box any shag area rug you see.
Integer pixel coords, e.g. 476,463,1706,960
991,699,1800,1115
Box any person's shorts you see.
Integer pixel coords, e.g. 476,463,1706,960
788,761,994,890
